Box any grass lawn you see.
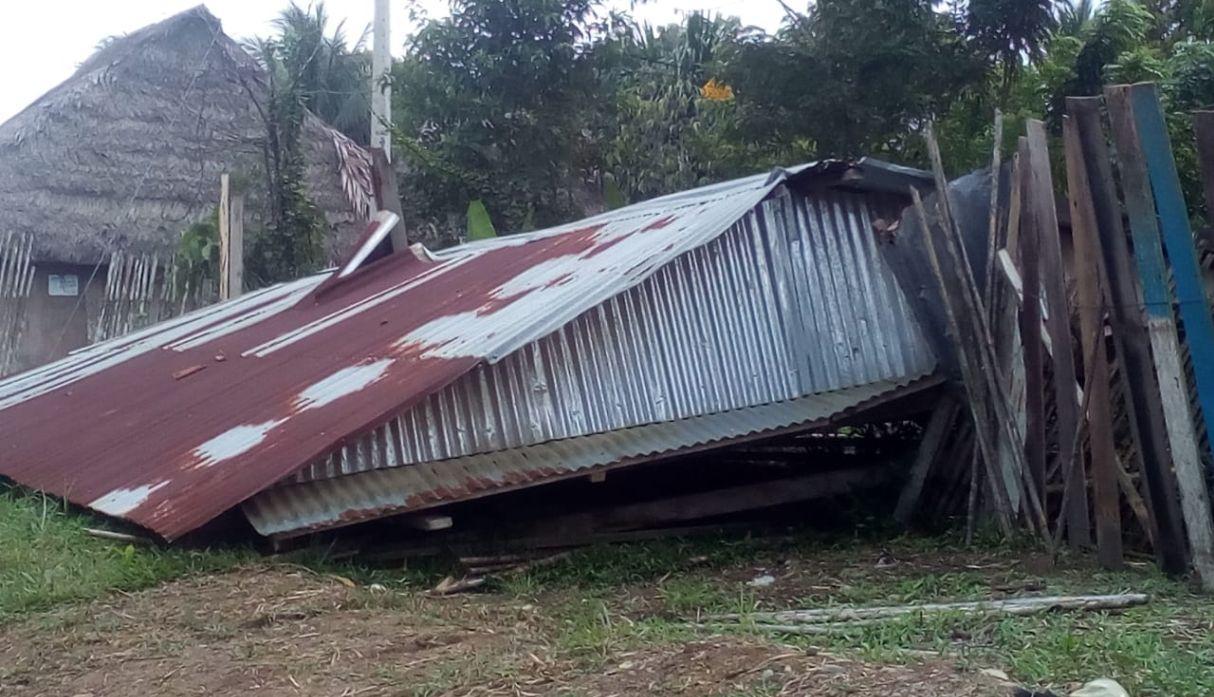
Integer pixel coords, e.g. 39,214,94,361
2,484,1212,695
0,485,247,621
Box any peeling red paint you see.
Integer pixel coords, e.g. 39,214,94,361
643,215,678,231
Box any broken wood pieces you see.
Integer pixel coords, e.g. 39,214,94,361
694,593,1149,635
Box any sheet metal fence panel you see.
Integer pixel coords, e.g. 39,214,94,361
293,189,935,484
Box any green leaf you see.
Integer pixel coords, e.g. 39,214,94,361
605,177,627,210
466,199,498,240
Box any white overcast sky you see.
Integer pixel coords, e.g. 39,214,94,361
0,0,786,124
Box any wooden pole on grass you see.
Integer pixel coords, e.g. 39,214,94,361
1062,116,1123,568
1108,85,1214,590
1025,119,1091,548
1016,136,1048,505
1068,96,1188,576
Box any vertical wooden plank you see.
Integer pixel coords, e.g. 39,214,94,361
923,124,1048,538
1025,119,1090,547
1108,85,1214,589
1069,96,1190,576
1129,84,1214,446
1062,117,1123,568
910,188,1015,534
1017,137,1048,505
218,173,231,302
229,194,244,300
895,398,960,526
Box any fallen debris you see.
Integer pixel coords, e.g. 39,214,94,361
697,593,1148,633
431,575,486,595
83,527,151,545
1071,679,1130,697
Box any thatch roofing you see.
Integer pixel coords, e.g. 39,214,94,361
0,5,373,265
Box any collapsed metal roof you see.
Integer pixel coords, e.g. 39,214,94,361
0,159,936,540
245,374,942,538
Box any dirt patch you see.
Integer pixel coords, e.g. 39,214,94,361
569,640,1008,696
0,564,1013,697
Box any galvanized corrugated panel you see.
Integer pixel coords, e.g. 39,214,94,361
245,374,942,537
0,162,888,539
293,188,935,482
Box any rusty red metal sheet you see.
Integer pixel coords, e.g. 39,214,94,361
0,174,783,539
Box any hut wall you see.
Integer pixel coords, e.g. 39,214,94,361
294,188,936,483
14,262,105,375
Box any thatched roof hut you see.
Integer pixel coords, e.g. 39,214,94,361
0,5,373,265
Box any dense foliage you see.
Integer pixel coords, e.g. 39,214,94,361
248,0,1214,248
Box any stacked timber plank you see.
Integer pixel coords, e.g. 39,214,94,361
903,82,1214,591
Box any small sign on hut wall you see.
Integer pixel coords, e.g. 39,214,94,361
48,274,79,297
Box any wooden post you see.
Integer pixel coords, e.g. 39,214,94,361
218,173,231,302
1127,84,1214,448
910,187,1015,535
925,126,1048,533
1062,116,1123,568
228,193,244,299
1069,96,1188,575
894,398,960,526
371,147,409,253
1017,137,1047,505
1025,119,1090,548
1108,85,1214,589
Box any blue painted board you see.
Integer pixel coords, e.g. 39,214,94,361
1129,83,1214,446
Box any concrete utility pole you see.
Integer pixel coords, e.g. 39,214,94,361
371,0,392,161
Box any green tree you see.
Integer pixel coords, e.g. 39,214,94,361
723,0,982,161
391,0,606,237
271,2,372,144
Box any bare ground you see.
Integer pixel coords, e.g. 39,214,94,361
0,562,1015,697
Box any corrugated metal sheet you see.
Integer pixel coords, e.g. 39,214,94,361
0,159,935,540
245,374,942,537
294,189,934,483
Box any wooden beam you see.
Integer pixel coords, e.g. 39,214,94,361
1062,116,1123,568
218,173,231,301
228,193,244,300
923,126,1049,539
371,147,408,253
1108,85,1214,589
599,465,896,531
1125,84,1214,449
401,515,453,532
1025,119,1090,548
1069,96,1188,575
894,398,960,526
910,187,1014,535
1017,136,1048,504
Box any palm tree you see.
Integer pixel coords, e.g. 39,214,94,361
1057,0,1097,37
268,2,372,144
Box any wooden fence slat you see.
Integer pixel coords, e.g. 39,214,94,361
1069,96,1189,576
1108,84,1214,589
1026,119,1090,547
1127,83,1214,449
1017,137,1048,503
1062,116,1123,568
